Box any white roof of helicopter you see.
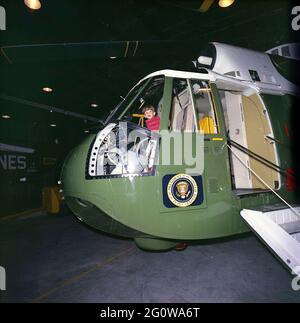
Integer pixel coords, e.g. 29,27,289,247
140,69,215,82
139,68,295,97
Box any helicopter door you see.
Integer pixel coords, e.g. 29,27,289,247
224,92,252,189
221,91,280,191
242,94,280,190
158,78,208,213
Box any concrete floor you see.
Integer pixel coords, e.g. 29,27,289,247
0,208,300,303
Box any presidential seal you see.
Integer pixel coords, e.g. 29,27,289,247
167,174,198,207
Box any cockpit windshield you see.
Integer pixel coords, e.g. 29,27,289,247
90,76,164,178
106,76,165,130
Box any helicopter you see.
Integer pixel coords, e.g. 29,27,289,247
60,42,300,271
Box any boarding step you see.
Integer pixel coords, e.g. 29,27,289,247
240,205,300,271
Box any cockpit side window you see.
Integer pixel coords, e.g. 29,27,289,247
118,76,165,129
169,78,196,132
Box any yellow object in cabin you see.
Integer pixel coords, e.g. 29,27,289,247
132,113,144,127
198,116,215,134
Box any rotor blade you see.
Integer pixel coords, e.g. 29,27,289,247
0,40,199,64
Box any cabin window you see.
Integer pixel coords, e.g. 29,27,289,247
118,76,165,129
169,78,196,132
190,79,219,134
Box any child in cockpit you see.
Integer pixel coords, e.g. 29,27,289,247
142,105,160,131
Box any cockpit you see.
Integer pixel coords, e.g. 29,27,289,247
106,74,218,134
87,72,219,179
108,76,165,129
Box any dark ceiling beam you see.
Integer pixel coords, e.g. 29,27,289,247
0,94,102,123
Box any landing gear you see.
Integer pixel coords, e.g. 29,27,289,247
134,237,178,251
174,242,188,251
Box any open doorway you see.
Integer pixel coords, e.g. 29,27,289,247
219,90,281,195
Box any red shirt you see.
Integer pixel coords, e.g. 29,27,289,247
146,115,160,131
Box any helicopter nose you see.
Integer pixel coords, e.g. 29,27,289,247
60,134,116,218
60,122,161,238
61,136,90,195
